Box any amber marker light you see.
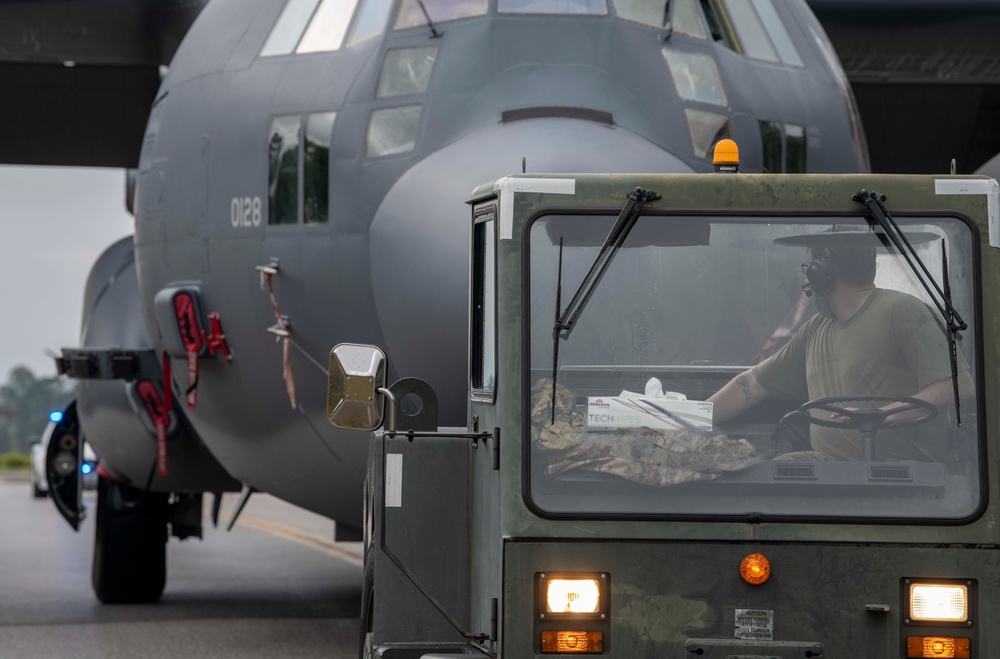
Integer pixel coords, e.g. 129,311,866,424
540,631,604,654
739,553,771,585
905,636,970,658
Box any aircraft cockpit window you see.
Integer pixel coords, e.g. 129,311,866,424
297,0,361,53
747,0,804,67
662,48,726,106
613,0,704,35
684,108,731,159
394,0,487,30
785,124,806,173
498,0,608,15
268,115,301,225
367,105,422,157
719,0,804,66
261,0,321,57
698,0,738,51
377,48,438,98
348,0,394,46
759,121,808,173
672,0,707,37
304,112,336,224
720,0,778,63
261,0,368,56
760,120,782,173
268,112,336,225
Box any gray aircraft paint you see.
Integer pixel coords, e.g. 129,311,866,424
82,0,867,528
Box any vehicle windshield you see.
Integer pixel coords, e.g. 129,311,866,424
527,212,981,521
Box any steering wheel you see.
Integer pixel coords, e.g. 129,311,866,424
798,395,937,461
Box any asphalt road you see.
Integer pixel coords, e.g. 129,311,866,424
0,474,363,659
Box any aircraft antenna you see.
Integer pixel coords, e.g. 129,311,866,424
522,157,526,174
950,158,957,175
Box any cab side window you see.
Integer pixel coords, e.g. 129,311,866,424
471,206,497,399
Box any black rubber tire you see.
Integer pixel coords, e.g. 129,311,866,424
92,475,169,603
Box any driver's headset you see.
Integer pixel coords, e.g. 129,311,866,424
802,248,837,297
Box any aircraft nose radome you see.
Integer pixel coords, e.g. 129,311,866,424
369,118,693,427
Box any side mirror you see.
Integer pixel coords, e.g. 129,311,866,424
327,343,387,431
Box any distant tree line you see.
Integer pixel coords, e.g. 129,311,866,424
0,367,75,453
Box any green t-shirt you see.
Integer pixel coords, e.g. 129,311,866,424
752,288,962,461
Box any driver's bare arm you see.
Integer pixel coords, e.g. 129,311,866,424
708,369,771,425
883,371,976,423
829,371,977,424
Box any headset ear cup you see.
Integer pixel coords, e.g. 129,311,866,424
805,253,836,296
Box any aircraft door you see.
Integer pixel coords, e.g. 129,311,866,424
44,400,85,531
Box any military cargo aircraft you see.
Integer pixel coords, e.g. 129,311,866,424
34,0,877,603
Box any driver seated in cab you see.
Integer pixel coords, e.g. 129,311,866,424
707,229,973,462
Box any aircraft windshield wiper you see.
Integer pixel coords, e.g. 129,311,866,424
415,0,442,38
853,189,968,424
548,186,660,423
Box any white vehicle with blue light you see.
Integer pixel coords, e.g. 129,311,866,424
31,410,97,499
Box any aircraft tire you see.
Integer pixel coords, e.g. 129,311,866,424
92,475,169,603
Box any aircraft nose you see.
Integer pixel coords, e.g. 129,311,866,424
369,117,693,426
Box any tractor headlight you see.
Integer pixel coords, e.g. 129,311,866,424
536,572,609,655
909,584,969,623
545,577,602,615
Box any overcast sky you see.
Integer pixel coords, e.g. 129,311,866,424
0,165,134,380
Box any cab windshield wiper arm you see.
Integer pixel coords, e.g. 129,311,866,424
554,186,661,338
548,187,660,423
853,188,967,424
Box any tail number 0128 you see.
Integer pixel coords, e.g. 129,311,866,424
231,196,262,228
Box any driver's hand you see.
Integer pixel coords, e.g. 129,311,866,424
829,407,857,422
831,403,916,424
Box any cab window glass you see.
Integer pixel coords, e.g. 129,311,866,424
527,213,980,520
377,47,438,98
268,115,300,225
721,0,778,62
260,0,320,57
394,0,487,30
751,0,803,66
499,0,607,15
348,0,393,46
684,109,730,159
297,0,360,53
471,210,497,396
304,112,335,224
663,49,726,106
367,105,422,157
